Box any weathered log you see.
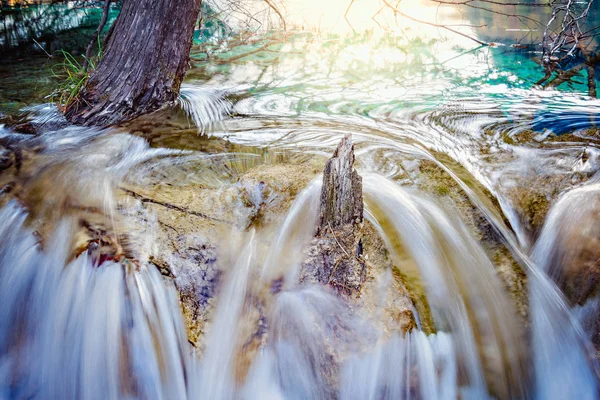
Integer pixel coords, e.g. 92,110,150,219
544,54,600,92
299,134,367,295
317,134,363,232
65,0,202,126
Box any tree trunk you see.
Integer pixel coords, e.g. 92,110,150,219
65,0,202,126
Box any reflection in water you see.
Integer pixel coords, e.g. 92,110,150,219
0,2,108,51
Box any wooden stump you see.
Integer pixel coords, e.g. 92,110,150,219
299,134,367,295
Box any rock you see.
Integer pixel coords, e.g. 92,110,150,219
416,158,530,322
541,188,600,295
299,135,367,296
117,156,322,350
0,146,14,171
236,162,321,229
13,122,37,135
171,235,221,349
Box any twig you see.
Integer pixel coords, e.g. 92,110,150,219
263,0,286,32
120,187,231,224
344,0,356,32
327,221,351,258
32,38,52,57
212,40,281,64
83,0,111,71
382,0,489,46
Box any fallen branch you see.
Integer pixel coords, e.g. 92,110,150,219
120,187,231,224
544,53,600,91
214,42,273,64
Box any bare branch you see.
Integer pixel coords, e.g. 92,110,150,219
263,0,286,32
382,0,489,46
83,0,111,71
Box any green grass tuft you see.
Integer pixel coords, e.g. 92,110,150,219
50,37,103,108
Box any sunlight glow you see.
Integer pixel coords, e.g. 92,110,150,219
284,0,468,36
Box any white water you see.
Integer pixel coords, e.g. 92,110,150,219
1,167,597,399
179,84,233,134
340,331,456,400
530,182,600,400
0,202,195,400
0,83,599,398
363,175,525,399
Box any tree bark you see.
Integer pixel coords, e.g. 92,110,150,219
299,134,367,296
65,0,202,126
587,65,597,98
317,134,363,233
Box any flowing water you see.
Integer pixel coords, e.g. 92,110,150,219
1,1,600,399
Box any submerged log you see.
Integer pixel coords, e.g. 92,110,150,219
299,134,367,295
65,0,202,126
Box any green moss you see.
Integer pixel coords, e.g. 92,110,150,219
392,266,435,334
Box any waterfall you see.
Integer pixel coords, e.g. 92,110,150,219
530,183,600,400
363,174,527,399
0,173,598,399
340,331,456,400
0,202,195,400
179,84,233,134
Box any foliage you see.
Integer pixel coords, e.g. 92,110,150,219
49,40,102,108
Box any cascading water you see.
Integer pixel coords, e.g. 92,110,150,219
362,175,526,399
3,3,600,397
530,182,600,400
179,85,233,134
0,202,196,400
2,153,598,398
340,331,456,400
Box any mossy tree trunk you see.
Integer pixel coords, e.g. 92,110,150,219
65,0,202,126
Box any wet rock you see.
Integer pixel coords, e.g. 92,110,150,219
533,188,600,359
506,184,552,237
358,221,420,335
12,122,37,135
172,235,221,349
235,162,321,229
299,135,367,295
417,158,530,321
0,147,14,171
543,199,600,305
147,232,221,350
0,108,67,136
118,156,322,349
